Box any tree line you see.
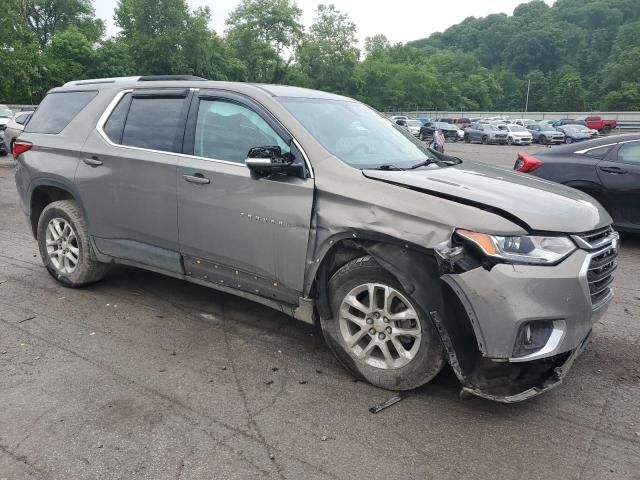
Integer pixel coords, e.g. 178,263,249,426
1,0,639,111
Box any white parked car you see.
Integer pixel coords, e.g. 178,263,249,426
405,119,423,137
513,118,536,127
499,124,533,145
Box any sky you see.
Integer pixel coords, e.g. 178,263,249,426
94,0,556,46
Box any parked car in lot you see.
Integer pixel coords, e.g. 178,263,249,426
525,123,565,145
405,119,423,137
512,118,536,127
452,117,471,129
498,124,533,145
464,123,508,144
0,105,14,155
579,115,617,134
3,111,32,154
13,76,617,402
557,125,591,144
514,134,640,233
419,121,460,142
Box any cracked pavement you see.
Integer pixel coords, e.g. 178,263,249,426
1,144,640,479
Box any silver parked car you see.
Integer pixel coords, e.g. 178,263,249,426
499,124,533,145
525,123,565,145
3,111,32,153
13,76,617,402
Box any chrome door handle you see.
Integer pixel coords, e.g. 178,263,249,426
183,173,210,185
83,156,102,167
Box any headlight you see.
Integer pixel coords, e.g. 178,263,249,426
456,229,576,265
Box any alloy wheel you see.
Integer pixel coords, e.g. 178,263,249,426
45,217,80,274
338,283,421,370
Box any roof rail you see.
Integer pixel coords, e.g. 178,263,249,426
62,75,207,87
138,75,207,81
63,76,141,87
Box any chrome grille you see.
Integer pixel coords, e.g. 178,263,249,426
573,227,618,307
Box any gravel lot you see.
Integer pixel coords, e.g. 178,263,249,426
1,144,639,480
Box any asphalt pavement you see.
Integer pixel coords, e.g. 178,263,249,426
1,146,639,480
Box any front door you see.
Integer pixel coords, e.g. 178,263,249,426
177,91,314,303
77,88,191,272
597,140,640,229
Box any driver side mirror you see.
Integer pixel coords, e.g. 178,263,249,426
245,146,295,177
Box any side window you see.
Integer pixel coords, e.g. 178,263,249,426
15,113,31,125
25,90,97,134
121,96,185,152
194,99,290,163
584,145,612,159
103,93,131,144
617,142,640,164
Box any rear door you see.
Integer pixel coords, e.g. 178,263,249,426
77,88,191,273
177,90,314,302
597,140,640,229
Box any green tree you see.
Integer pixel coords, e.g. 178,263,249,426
42,26,94,85
295,4,359,94
24,0,104,47
226,0,303,82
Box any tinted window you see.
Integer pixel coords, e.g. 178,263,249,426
194,99,289,163
121,96,185,151
617,142,640,164
103,93,132,144
584,145,612,159
25,91,97,134
15,112,31,125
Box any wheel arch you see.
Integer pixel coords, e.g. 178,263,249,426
29,179,84,239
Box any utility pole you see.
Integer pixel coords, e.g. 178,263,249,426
524,79,531,113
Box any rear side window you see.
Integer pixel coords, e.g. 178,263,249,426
120,96,185,152
25,91,97,134
584,145,612,159
103,93,132,144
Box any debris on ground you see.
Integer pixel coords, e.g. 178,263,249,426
369,394,406,414
271,367,279,372
159,369,166,373
220,366,226,370
89,332,96,336
17,316,36,324
170,351,176,356
316,369,323,374
265,380,274,385
321,435,328,441
624,308,632,315
269,454,275,460
299,380,307,385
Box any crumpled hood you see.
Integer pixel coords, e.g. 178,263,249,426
363,160,612,233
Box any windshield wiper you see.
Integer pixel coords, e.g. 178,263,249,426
408,156,462,169
375,164,405,171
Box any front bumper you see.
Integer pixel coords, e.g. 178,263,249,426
511,136,532,144
444,248,610,359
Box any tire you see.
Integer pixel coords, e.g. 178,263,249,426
464,134,470,144
418,132,424,141
37,200,108,287
539,135,547,145
507,137,513,145
565,137,573,144
602,125,611,134
481,135,488,145
321,256,446,391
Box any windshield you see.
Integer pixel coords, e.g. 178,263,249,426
406,120,422,127
562,126,580,133
278,98,438,169
434,122,455,129
0,106,12,118
509,125,527,132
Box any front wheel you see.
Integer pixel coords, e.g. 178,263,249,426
539,135,547,145
507,137,513,145
37,200,108,287
418,132,424,141
321,256,446,391
565,137,573,144
464,134,470,143
481,135,489,145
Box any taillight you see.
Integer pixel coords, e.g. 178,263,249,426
514,151,542,173
12,140,32,159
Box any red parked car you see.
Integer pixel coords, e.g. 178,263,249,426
579,115,617,134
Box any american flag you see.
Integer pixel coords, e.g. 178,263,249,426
432,130,445,153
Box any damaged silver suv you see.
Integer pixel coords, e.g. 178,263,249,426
14,76,618,402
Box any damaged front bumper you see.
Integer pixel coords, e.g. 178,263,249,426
432,243,614,402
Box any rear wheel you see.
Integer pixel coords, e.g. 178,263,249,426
37,200,108,287
481,135,489,145
321,256,446,391
565,137,573,144
539,135,547,145
602,125,611,134
464,134,470,143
